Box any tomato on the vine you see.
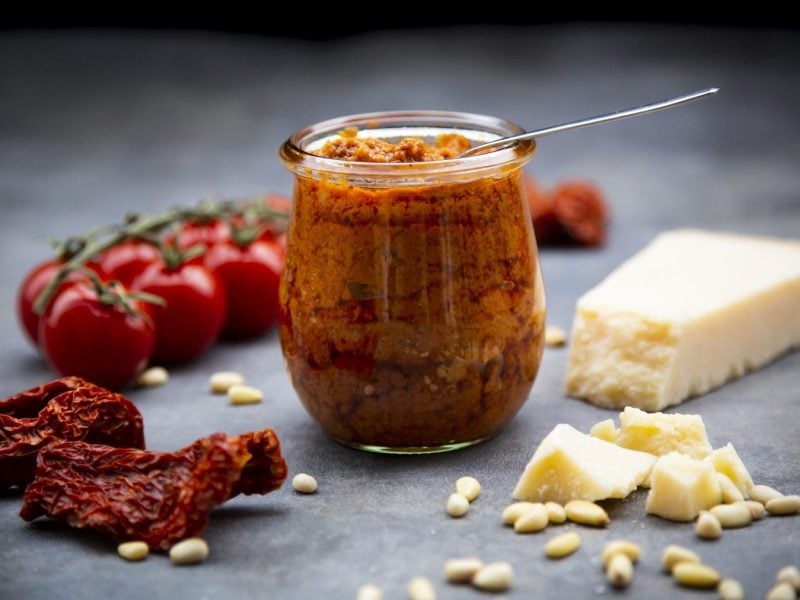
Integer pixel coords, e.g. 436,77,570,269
131,260,227,365
39,282,155,389
97,240,161,287
17,259,108,347
174,219,231,251
204,238,283,339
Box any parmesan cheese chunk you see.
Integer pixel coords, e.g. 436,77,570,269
616,407,712,459
565,229,800,411
704,443,754,498
646,452,722,521
513,424,656,504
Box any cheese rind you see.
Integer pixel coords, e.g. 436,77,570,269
513,424,656,504
565,229,800,411
646,452,722,521
616,407,712,459
704,443,754,497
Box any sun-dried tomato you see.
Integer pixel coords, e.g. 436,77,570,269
20,429,288,550
0,377,145,490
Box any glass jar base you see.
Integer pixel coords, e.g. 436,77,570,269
336,436,491,455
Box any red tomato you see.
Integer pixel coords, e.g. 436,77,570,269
175,219,232,251
17,259,108,347
98,241,161,287
39,282,155,389
131,261,227,365
204,239,283,339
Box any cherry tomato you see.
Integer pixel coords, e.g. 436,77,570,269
204,239,283,339
131,261,227,365
174,219,232,251
98,240,161,287
39,283,155,389
17,259,108,347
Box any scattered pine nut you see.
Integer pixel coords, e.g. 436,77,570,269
472,562,513,592
209,370,245,393
444,558,484,583
717,578,744,600
750,484,784,505
709,503,752,528
356,584,383,600
117,540,149,561
292,473,318,494
544,532,581,559
766,582,797,600
137,366,169,388
673,562,721,588
662,545,700,573
545,501,567,524
455,477,481,502
447,493,469,518
513,503,549,533
408,576,436,600
606,553,633,588
741,500,766,520
776,566,800,591
363,384,375,396
544,325,567,347
169,537,209,566
717,473,745,504
589,419,617,443
696,511,722,539
502,502,536,526
564,500,609,527
766,495,800,516
228,384,263,405
601,540,641,567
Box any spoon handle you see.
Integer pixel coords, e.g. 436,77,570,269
461,87,719,157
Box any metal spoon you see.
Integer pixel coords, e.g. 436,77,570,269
460,87,719,157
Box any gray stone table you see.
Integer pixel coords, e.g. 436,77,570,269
1,24,799,600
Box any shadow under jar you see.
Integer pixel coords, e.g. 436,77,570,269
279,111,545,453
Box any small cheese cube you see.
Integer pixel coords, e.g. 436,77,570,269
704,443,754,498
589,419,618,443
646,452,722,521
513,424,656,504
616,407,712,459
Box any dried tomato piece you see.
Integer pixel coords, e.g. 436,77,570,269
20,429,288,550
525,176,561,245
551,181,608,248
0,377,144,490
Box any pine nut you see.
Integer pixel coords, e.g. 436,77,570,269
447,493,469,518
444,558,483,583
455,477,481,502
544,532,581,559
717,473,745,504
766,582,797,600
545,325,567,346
695,511,722,539
169,537,209,565
292,473,318,494
357,584,383,600
717,578,744,600
545,501,567,524
514,503,549,533
564,500,609,527
209,370,245,393
741,500,766,520
589,419,617,443
673,562,721,588
710,503,752,528
472,562,513,592
408,576,435,600
228,384,263,405
601,540,641,567
766,495,800,516
117,540,149,561
777,566,800,591
750,484,784,504
502,502,536,525
662,545,700,573
137,366,168,387
606,553,633,588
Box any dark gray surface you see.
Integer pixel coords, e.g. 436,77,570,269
1,25,799,600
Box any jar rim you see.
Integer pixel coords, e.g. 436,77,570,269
279,110,535,181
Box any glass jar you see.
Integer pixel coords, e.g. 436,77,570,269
279,111,545,453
